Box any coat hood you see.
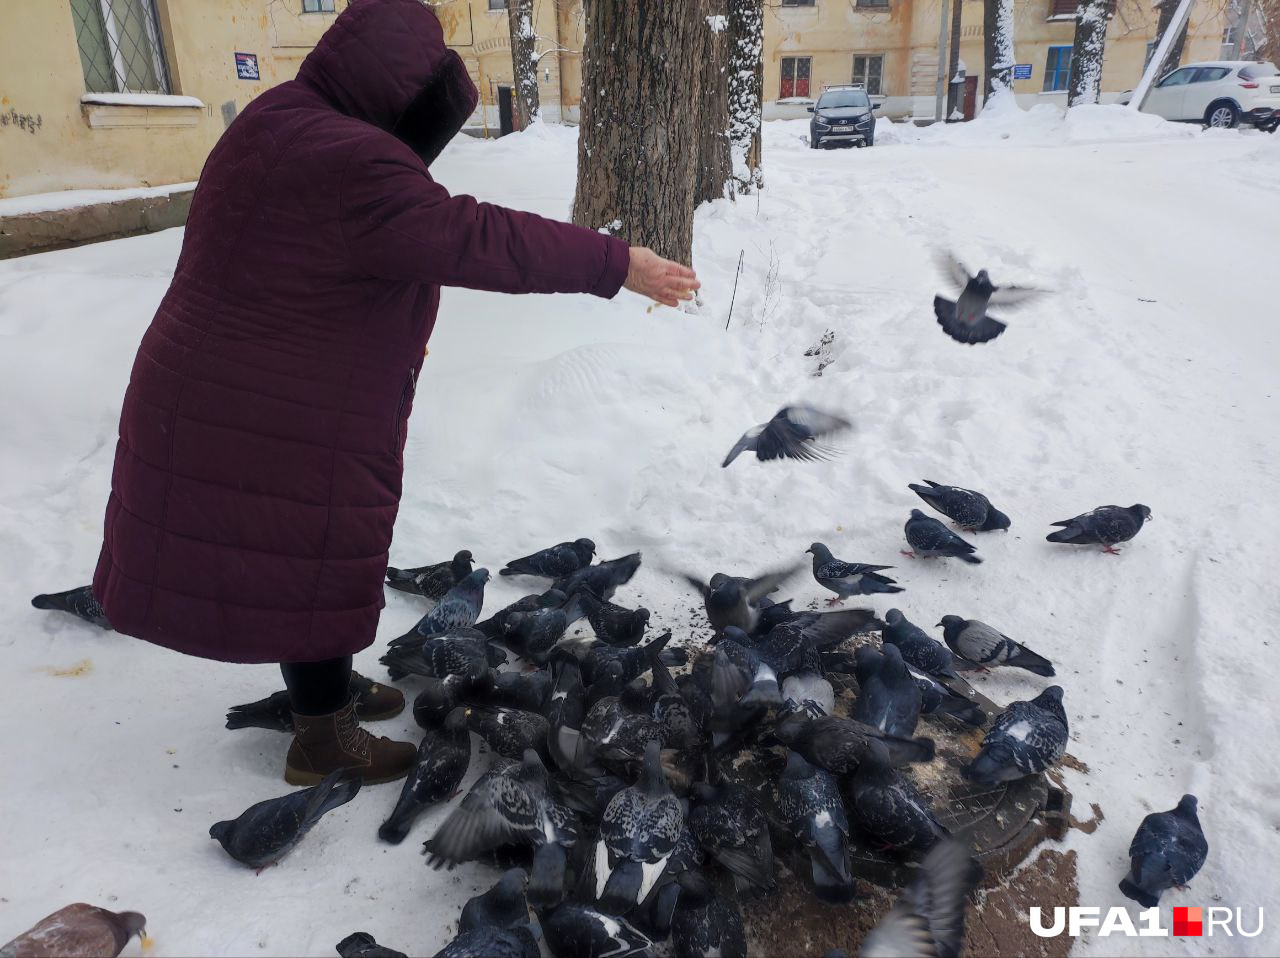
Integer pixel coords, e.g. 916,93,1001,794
298,0,478,164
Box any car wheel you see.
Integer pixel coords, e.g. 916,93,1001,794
810,137,820,149
1204,101,1240,129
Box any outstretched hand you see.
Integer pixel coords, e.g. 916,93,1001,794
625,247,699,308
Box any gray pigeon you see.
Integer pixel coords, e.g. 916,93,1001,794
434,927,538,958
903,511,981,564
209,770,361,869
500,538,596,579
908,480,1010,532
774,712,935,774
459,868,530,933
379,707,471,845
400,568,490,639
30,585,112,629
502,592,588,664
578,591,651,647
1118,794,1208,908
777,750,855,903
592,740,685,912
882,608,959,679
859,839,982,957
677,564,800,633
937,615,1054,676
964,686,1068,785
554,552,643,602
909,668,987,728
688,782,775,893
385,550,475,600
721,405,852,467
542,904,652,958
846,739,947,853
851,644,923,738
932,251,1045,345
806,543,903,604
671,870,747,958
1047,504,1152,553
475,588,567,640
336,932,408,958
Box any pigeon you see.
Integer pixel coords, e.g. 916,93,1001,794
909,480,1011,532
931,251,1046,345
859,839,982,957
721,405,852,467
502,593,588,664
903,511,981,564
335,932,408,958
385,550,475,600
209,769,361,869
592,741,685,912
379,707,471,844
937,616,1055,676
881,609,960,680
542,904,652,958
648,658,703,754
776,750,856,903
806,543,903,604
909,669,987,728
467,706,552,762
964,686,1068,785
0,904,146,958
225,689,295,732
670,871,747,958
677,565,799,633
434,926,538,958
578,591,651,647
781,670,835,719
486,669,554,714
1047,504,1152,554
412,675,471,729
846,739,947,853
774,713,935,774
501,539,596,579
851,644,923,738
475,589,568,640
688,782,775,892
459,868,530,933
398,568,490,639
381,629,497,685
554,553,643,602
582,631,684,686
1118,794,1208,908
578,682,663,769
30,585,113,630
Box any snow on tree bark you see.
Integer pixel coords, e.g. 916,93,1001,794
983,0,1016,101
728,0,764,193
571,0,701,265
695,1,734,205
507,0,540,129
1068,0,1110,106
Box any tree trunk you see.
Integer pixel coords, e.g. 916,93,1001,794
1152,0,1190,79
1067,0,1110,106
983,0,1016,102
572,0,701,265
728,0,764,193
507,0,540,129
1257,0,1280,64
695,0,734,205
946,0,964,118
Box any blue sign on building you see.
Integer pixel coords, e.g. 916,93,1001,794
235,52,260,81
1013,63,1034,80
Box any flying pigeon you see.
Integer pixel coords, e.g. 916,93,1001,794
937,615,1055,676
777,750,856,903
964,686,1069,785
806,543,903,604
688,782,775,893
1118,794,1208,909
30,585,112,630
553,552,643,602
881,608,960,679
379,707,471,845
846,739,947,853
335,932,408,958
0,904,146,958
500,538,596,579
385,550,475,600
1046,504,1152,554
908,480,1011,532
542,904,652,958
459,868,530,934
851,644,923,738
722,405,852,467
859,839,982,957
397,569,490,640
931,250,1046,344
433,926,538,958
903,511,981,564
774,713,935,775
677,564,800,633
209,769,361,869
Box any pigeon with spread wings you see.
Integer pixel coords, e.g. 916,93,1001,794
932,251,1046,345
721,405,852,467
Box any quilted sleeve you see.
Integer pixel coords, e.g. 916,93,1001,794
338,136,629,298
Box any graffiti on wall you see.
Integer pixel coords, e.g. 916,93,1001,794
1,107,43,135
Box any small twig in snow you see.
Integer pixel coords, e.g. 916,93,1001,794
725,250,745,331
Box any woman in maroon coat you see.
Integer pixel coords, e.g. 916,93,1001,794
85,0,697,784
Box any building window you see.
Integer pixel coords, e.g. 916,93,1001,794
855,0,890,7
489,0,509,10
852,54,884,95
302,0,336,11
781,0,817,7
69,0,171,95
1043,45,1071,92
780,56,812,98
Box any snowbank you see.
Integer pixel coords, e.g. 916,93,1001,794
0,182,197,217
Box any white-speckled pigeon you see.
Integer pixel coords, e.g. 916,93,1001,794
1118,794,1208,908
903,511,981,564
774,713,935,775
937,615,1054,676
397,568,490,640
964,686,1068,784
859,839,982,957
542,904,652,958
777,750,856,903
721,405,852,467
385,550,475,600
379,707,471,844
931,250,1045,345
688,782,775,893
500,538,596,579
908,481,1010,532
881,609,959,679
846,739,947,853
1046,504,1151,554
806,543,903,604
851,644,923,738
30,585,112,629
433,926,538,958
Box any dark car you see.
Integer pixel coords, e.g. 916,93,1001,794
808,86,879,149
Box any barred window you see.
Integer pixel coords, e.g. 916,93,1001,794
303,0,337,12
70,0,171,94
852,54,884,95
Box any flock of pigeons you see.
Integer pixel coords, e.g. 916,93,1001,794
15,455,1204,958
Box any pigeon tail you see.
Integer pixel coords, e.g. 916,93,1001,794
384,567,421,591
312,774,363,819
1118,875,1161,909
934,295,1008,344
30,585,113,629
528,842,567,909
879,733,936,767
962,750,1017,786
377,796,424,845
740,669,783,709
1008,648,1056,677
1046,525,1086,543
955,552,983,565
599,860,646,913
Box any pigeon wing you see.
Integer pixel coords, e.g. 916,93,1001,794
931,249,972,293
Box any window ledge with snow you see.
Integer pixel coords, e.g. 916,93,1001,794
81,93,205,109
80,93,205,130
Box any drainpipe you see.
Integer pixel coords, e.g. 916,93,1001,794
935,0,951,122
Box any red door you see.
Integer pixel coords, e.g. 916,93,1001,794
962,76,978,120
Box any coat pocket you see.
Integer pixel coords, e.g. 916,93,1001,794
392,368,417,455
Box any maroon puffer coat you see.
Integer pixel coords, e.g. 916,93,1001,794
93,0,629,664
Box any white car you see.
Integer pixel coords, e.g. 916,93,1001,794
1128,60,1280,131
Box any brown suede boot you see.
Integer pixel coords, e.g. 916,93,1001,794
350,671,404,722
284,698,415,786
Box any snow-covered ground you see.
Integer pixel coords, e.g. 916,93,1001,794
1,105,1278,956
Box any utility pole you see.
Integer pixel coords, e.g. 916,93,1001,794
1130,0,1196,108
935,0,951,122
1231,0,1254,58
